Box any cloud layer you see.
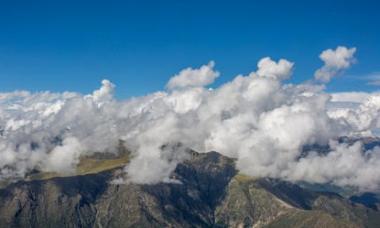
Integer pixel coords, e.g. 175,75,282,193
2,46,380,192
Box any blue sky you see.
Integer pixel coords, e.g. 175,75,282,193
0,0,379,98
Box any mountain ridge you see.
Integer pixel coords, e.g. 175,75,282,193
0,150,379,228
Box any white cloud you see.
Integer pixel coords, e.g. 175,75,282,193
86,79,115,105
256,57,294,80
320,46,356,68
289,141,380,192
2,46,380,192
166,61,219,90
314,46,356,83
42,137,83,173
330,92,372,103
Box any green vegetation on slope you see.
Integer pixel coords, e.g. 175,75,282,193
217,173,380,228
27,152,130,181
266,210,359,228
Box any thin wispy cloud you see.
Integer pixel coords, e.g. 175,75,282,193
365,72,380,86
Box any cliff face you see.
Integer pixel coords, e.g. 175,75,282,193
0,151,379,228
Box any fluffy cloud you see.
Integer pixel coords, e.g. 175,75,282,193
42,137,83,173
314,46,356,83
289,141,380,191
1,47,380,192
86,79,115,105
166,61,219,90
256,57,294,80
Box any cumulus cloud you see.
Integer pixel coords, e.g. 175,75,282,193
166,61,219,90
2,47,380,192
289,140,380,191
256,57,294,80
86,79,115,105
328,94,380,135
314,46,356,83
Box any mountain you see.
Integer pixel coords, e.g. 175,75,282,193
0,150,379,228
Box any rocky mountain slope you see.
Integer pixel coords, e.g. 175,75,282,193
0,151,379,228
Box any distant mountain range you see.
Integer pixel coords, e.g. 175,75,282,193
0,148,379,228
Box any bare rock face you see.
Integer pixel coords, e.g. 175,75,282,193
0,151,379,228
0,171,110,227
